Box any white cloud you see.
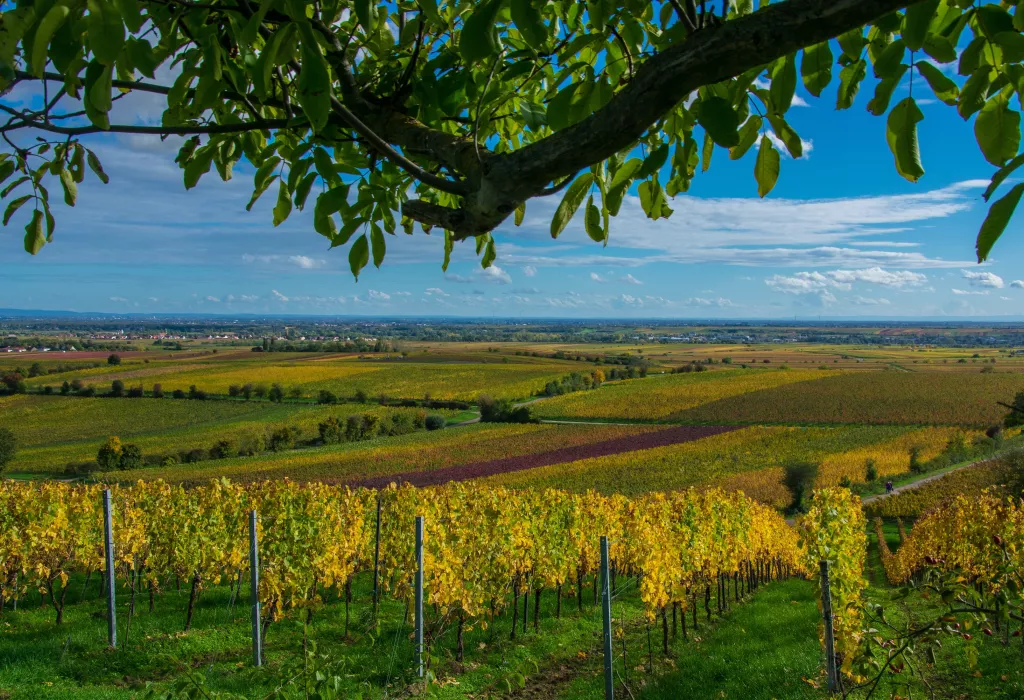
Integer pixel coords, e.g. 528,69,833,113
425,287,449,297
686,297,736,307
761,131,814,160
590,272,607,283
952,288,989,296
205,296,220,303
961,270,1004,288
1011,280,1024,289
289,255,326,269
242,254,326,269
522,265,537,277
481,265,512,284
148,297,159,302
827,268,928,288
850,296,891,305
1001,296,1012,301
367,290,391,300
623,273,643,285
271,289,289,302
765,271,848,294
109,296,129,303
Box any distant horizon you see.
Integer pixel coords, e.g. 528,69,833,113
3,307,1024,326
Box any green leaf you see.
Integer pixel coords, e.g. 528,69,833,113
59,168,77,206
296,23,332,133
913,61,958,106
922,34,957,64
461,0,506,63
766,114,803,159
86,149,109,183
976,5,1014,40
481,237,496,267
510,0,547,50
0,160,15,185
3,194,31,225
992,31,1024,63
959,68,994,120
313,148,340,187
83,59,112,129
701,132,714,172
114,0,142,33
31,4,71,78
23,209,45,254
637,178,672,220
730,116,762,160
976,182,1024,262
837,27,866,60
801,42,832,98
514,201,526,226
982,153,1024,201
975,96,1021,167
584,195,604,243
545,82,579,132
636,144,669,180
87,0,125,66
867,64,909,116
872,38,906,79
370,224,386,268
769,54,797,113
606,159,641,215
353,0,376,31
697,97,740,148
754,137,780,198
550,172,593,238
903,0,940,52
272,180,292,225
349,234,370,279
836,58,867,110
886,97,925,182
419,0,440,24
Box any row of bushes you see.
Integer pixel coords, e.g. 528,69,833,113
64,410,449,476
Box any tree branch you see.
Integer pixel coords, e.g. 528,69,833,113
0,118,290,137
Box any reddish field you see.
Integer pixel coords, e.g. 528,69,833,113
350,424,739,488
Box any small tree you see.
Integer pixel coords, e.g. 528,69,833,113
127,385,144,398
909,446,925,474
119,444,143,470
425,415,446,431
1,371,26,393
209,439,239,459
60,381,70,395
782,461,819,514
152,383,164,398
268,426,298,451
1004,392,1024,429
96,436,123,471
172,389,186,399
107,354,121,366
319,416,343,445
865,458,878,483
110,380,125,397
318,390,338,405
288,386,303,400
0,427,16,473
188,385,207,400
241,383,254,400
70,379,83,392
253,384,269,400
268,384,285,403
27,362,43,377
228,384,242,398
354,389,368,404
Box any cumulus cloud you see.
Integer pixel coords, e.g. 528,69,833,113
686,297,736,307
590,272,607,283
242,254,326,269
962,270,1004,288
850,296,891,305
205,296,220,303
271,289,289,302
522,265,537,277
367,290,391,300
952,288,988,296
289,255,325,269
765,271,846,294
827,268,928,288
109,296,129,303
1010,280,1024,289
424,287,449,297
481,265,512,284
622,273,643,285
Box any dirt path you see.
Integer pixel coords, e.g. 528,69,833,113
860,459,984,506
346,424,739,489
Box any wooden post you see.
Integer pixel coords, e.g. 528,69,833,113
372,496,381,613
820,560,838,692
600,536,614,700
415,516,424,678
249,509,262,667
103,489,116,649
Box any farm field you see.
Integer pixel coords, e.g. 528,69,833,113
671,371,1024,426
25,356,577,401
533,368,830,420
101,422,667,483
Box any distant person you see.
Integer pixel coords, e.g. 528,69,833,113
885,480,893,494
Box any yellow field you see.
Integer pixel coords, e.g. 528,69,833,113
533,368,831,420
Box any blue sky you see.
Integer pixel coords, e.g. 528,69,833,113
2,62,1023,319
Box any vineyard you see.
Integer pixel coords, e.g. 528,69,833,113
0,479,867,697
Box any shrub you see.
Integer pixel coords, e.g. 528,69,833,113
172,389,187,399
182,448,208,463
269,426,299,451
318,390,338,405
209,439,239,459
228,384,242,397
107,353,121,366
241,383,254,400
60,381,70,395
319,416,343,444
479,394,535,423
1,371,26,393
70,379,84,392
42,385,53,395
909,446,925,474
253,384,268,399
288,386,303,399
239,431,266,456
782,461,819,514
161,455,180,466
354,389,368,403
268,384,285,402
79,386,97,397
127,385,144,398
119,444,143,470
865,458,878,483
152,383,164,398
96,436,123,471
425,415,446,431
110,380,125,397
188,385,207,400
